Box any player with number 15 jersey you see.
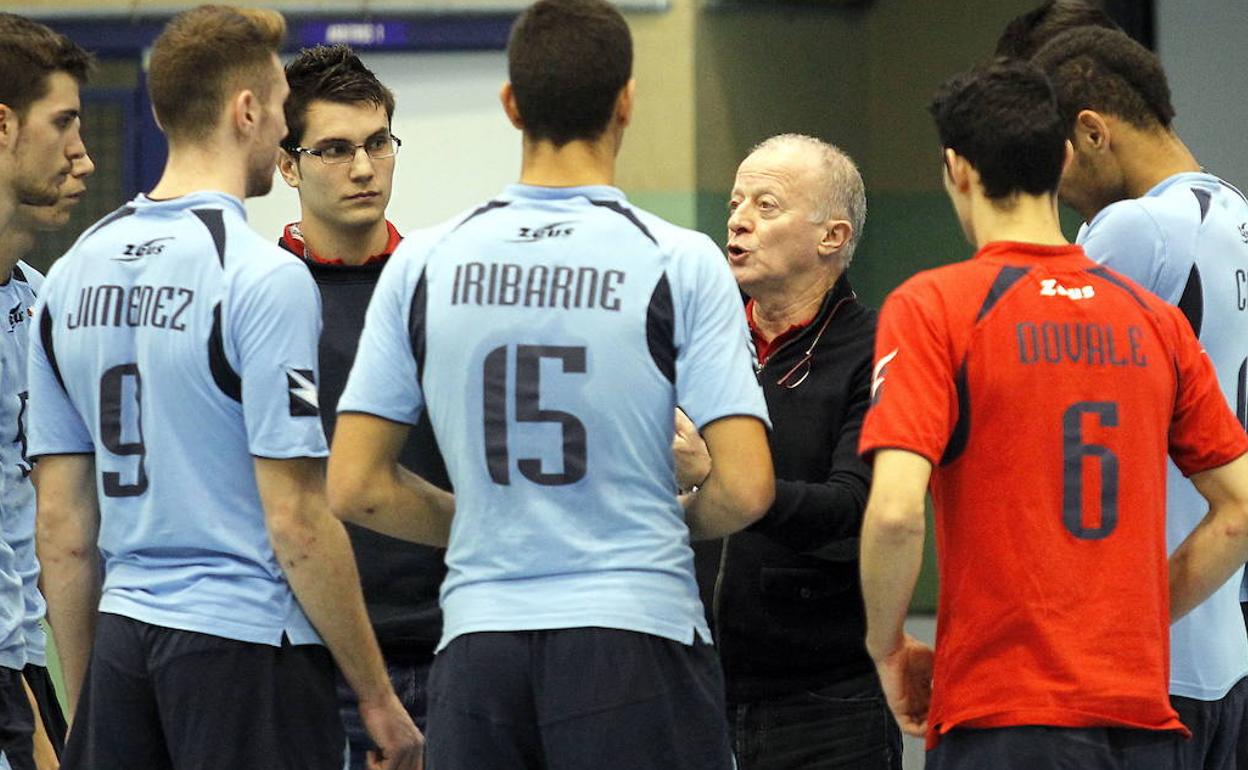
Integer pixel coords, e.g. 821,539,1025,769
339,183,769,650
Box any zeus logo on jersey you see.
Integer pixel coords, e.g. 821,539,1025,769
1039,278,1095,301
871,348,898,405
510,221,575,243
6,301,26,331
117,237,175,260
286,368,320,417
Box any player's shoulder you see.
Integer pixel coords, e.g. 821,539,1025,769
615,201,719,258
11,261,45,293
1088,181,1199,246
389,215,463,272
887,257,996,305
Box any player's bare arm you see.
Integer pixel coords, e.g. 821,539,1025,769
860,448,933,737
326,412,455,547
33,452,99,717
1172,453,1248,621
682,414,773,540
254,455,423,770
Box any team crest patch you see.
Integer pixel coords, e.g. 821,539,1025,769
286,368,320,417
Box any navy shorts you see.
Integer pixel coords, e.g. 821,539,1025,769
426,627,734,770
22,664,66,758
1172,675,1248,770
926,725,1183,770
63,613,344,770
0,665,36,770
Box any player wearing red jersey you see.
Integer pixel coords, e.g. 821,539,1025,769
858,60,1248,770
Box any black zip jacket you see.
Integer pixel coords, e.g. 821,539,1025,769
292,252,451,664
693,274,878,703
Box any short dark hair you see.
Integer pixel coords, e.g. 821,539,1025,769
147,5,286,143
929,59,1067,200
0,14,93,117
1033,26,1175,132
994,0,1120,60
507,0,633,146
282,45,396,149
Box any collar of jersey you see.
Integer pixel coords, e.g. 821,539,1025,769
503,183,626,202
133,190,246,217
973,240,1088,267
1143,170,1219,199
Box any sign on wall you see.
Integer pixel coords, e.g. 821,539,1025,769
13,0,668,17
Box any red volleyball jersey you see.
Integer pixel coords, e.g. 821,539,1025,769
860,241,1248,748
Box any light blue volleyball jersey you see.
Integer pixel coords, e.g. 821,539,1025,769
0,265,25,670
27,192,327,646
0,261,48,665
1079,171,1248,700
339,184,769,651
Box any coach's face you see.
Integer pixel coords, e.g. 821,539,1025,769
11,71,81,208
727,144,828,299
278,100,395,232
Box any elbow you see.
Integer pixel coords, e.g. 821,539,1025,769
325,459,376,525
35,506,96,567
863,504,926,543
732,473,775,528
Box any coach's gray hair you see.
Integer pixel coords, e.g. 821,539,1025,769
751,133,867,267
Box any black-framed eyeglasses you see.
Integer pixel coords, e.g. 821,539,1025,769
774,293,856,389
284,134,402,165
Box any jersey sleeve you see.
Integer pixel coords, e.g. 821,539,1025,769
27,301,94,456
672,235,770,431
1079,200,1186,302
1165,305,1248,474
858,283,957,465
230,261,329,459
337,247,425,425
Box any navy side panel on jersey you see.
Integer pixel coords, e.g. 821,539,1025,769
340,184,768,650
27,192,327,646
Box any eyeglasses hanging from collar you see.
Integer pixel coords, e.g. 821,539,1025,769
773,292,857,389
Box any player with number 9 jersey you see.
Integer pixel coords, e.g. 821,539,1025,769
26,191,326,647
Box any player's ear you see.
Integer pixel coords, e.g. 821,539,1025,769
1060,138,1075,178
277,148,301,188
499,82,524,130
1074,110,1110,152
0,103,19,151
232,88,260,138
944,148,972,193
614,79,636,129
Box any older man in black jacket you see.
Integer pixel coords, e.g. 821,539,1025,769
677,134,899,770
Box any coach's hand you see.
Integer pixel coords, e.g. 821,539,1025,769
672,408,711,492
361,693,425,770
873,633,933,738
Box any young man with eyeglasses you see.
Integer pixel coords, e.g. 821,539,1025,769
674,134,896,770
276,44,447,770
